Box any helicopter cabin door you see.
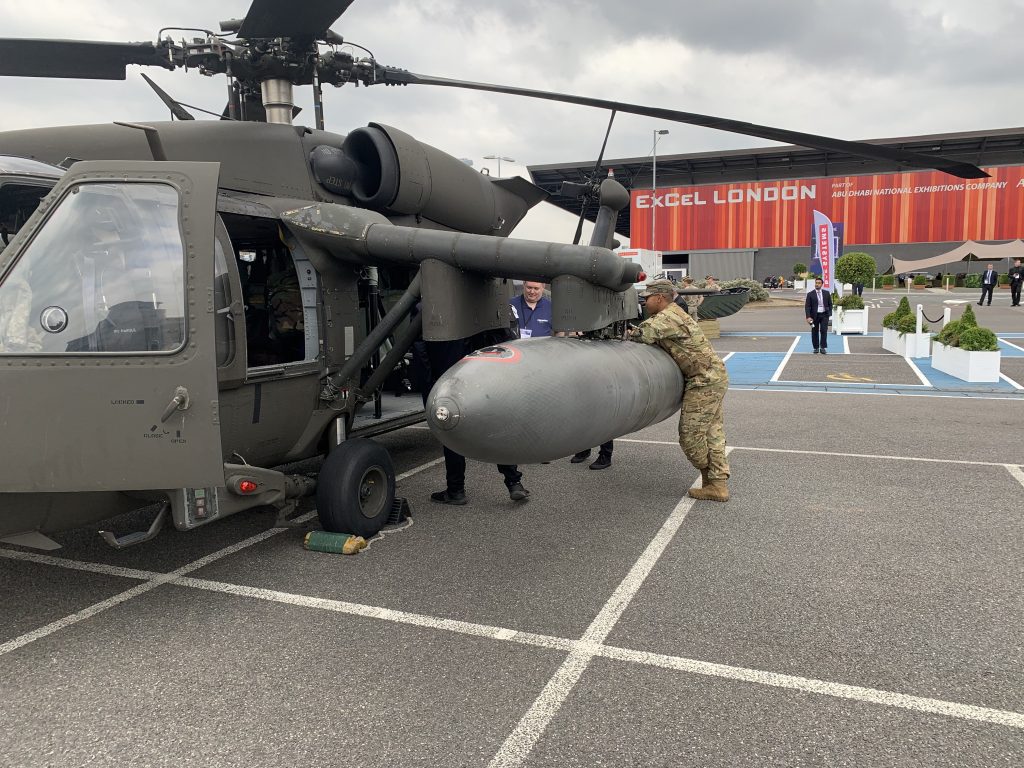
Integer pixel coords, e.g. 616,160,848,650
0,161,225,492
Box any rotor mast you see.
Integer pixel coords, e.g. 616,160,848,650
260,79,295,125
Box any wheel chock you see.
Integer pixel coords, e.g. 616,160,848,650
387,497,411,526
303,530,367,555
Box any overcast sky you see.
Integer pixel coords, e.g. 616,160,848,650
1,0,1020,243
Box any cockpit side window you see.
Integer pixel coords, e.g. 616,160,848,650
0,180,54,251
0,182,185,355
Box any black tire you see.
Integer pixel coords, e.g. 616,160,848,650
316,438,395,537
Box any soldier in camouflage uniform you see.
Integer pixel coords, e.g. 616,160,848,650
629,278,730,501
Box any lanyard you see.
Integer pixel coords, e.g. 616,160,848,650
519,298,538,328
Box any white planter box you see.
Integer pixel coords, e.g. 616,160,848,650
833,308,869,335
794,280,806,291
882,326,931,358
931,341,1001,382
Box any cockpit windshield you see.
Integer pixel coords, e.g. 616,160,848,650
0,181,186,355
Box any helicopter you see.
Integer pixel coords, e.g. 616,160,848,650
0,0,988,549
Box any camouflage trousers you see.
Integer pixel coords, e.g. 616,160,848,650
678,379,730,481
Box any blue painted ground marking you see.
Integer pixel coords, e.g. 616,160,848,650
718,332,1023,397
724,353,785,385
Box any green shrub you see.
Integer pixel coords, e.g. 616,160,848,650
880,274,895,286
964,274,982,288
835,295,865,310
894,314,928,337
958,326,999,352
961,304,978,328
933,306,997,350
835,252,876,287
883,296,915,330
998,274,1011,285
912,274,928,285
792,262,807,276
934,319,962,346
717,278,769,302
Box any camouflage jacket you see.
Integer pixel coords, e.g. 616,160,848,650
628,302,727,388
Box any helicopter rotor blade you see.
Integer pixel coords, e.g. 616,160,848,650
571,110,617,246
140,74,194,120
235,0,357,39
377,69,988,179
0,39,174,80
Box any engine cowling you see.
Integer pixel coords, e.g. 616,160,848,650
311,123,545,235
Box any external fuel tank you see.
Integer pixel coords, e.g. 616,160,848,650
426,338,683,464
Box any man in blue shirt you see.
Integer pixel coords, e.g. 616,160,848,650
509,281,552,339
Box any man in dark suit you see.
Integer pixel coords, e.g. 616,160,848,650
804,277,832,354
1009,258,1023,307
979,263,998,306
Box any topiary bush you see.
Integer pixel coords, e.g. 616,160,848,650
964,274,982,288
912,274,928,285
883,296,914,330
932,305,994,349
792,262,807,277
893,314,927,337
880,274,895,286
835,252,876,287
717,278,768,302
960,304,978,328
998,274,1011,286
958,326,999,351
934,319,963,347
835,295,865,310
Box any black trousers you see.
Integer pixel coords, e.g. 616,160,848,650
810,312,829,350
1011,282,1022,305
979,284,995,305
442,447,521,492
853,283,864,296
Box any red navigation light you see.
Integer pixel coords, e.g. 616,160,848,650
637,272,647,282
238,480,258,494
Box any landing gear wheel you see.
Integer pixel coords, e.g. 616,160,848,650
316,438,396,538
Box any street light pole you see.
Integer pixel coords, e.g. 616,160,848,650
651,129,669,251
483,154,515,178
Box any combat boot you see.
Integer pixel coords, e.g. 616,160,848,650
688,478,729,502
700,468,709,487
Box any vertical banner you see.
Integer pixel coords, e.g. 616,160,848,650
812,209,838,294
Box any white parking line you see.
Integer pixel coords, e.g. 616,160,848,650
597,646,1024,730
488,489,700,768
616,439,1021,468
999,373,1024,391
904,356,932,386
1006,465,1024,489
395,456,445,481
721,352,735,363
0,515,313,658
0,549,157,581
770,336,800,382
7,530,1024,732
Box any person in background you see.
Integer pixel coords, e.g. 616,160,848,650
1009,258,1023,307
509,281,551,339
804,277,832,354
979,264,998,306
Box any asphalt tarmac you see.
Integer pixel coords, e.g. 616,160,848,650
1,291,1022,767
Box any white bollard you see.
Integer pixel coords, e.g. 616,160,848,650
916,304,924,335
942,307,952,328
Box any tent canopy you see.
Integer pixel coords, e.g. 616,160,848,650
890,240,1024,274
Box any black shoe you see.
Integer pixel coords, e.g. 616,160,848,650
978,302,983,305
570,450,591,464
820,348,827,354
430,489,466,505
812,348,819,354
508,483,530,501
589,455,612,471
